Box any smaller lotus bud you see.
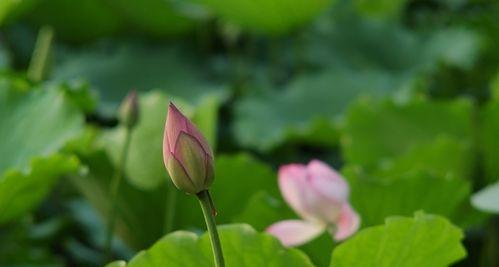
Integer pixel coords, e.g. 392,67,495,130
163,103,214,194
119,90,139,129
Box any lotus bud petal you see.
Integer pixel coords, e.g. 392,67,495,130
119,90,139,128
163,103,214,194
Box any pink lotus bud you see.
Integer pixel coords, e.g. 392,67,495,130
119,90,139,128
163,103,214,194
266,160,360,247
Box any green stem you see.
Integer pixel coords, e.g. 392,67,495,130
27,26,54,82
104,127,133,260
163,183,177,234
197,190,225,267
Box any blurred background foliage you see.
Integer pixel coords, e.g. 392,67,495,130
1,0,499,266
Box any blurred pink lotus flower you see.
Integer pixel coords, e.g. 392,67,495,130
163,103,214,194
267,160,360,247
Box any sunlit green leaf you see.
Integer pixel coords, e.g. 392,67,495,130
116,224,315,267
330,213,467,267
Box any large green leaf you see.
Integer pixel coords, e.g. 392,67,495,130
234,11,480,152
0,85,84,174
341,100,479,227
234,69,405,151
53,42,228,114
330,213,466,267
343,166,470,227
342,98,473,174
471,181,499,214
195,0,334,34
371,137,472,182
113,224,314,267
0,83,84,223
100,91,219,190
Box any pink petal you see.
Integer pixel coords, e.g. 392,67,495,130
279,163,344,223
266,220,324,247
165,103,213,159
333,203,360,241
278,164,317,221
307,160,349,202
166,103,189,152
